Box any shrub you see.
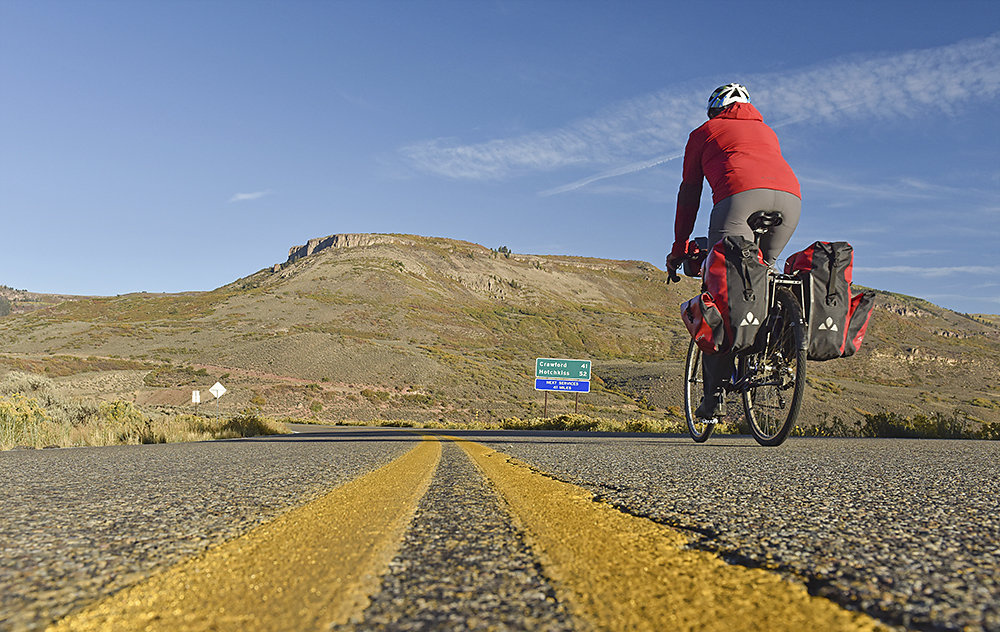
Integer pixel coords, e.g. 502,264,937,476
99,400,160,444
219,408,280,438
910,411,973,439
185,408,285,439
400,393,434,406
857,409,982,439
978,421,1000,441
970,397,1000,410
499,414,686,434
144,366,212,387
0,393,54,449
361,389,391,403
501,414,598,431
858,411,920,438
794,411,856,438
0,371,51,396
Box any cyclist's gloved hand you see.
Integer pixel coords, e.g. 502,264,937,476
665,253,683,284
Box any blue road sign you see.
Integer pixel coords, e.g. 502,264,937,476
534,378,590,393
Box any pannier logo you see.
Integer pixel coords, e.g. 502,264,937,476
818,317,839,332
739,311,760,327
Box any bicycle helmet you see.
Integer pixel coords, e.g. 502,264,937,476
707,83,750,116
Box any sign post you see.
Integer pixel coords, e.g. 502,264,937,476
534,358,591,417
192,390,201,410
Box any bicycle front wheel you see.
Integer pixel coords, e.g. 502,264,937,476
740,287,806,447
684,338,715,443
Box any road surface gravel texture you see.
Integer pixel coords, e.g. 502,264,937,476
2,426,998,631
335,440,575,631
455,431,999,632
0,427,418,631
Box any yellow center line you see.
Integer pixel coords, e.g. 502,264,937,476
49,436,441,632
457,438,889,632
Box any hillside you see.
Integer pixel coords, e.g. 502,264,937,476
0,286,86,316
1,233,998,430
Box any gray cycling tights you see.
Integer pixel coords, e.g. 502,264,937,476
708,188,801,266
701,188,801,411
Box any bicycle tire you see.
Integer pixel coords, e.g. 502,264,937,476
741,287,806,447
684,338,715,443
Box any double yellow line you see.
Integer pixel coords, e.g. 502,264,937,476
51,435,886,631
50,437,441,632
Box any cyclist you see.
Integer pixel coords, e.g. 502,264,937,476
666,83,801,420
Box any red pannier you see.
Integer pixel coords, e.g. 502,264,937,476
681,236,769,354
681,293,726,354
784,241,875,360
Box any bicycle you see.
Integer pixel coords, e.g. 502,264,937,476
670,211,808,447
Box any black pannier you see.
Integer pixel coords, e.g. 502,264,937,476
784,241,875,360
681,236,768,354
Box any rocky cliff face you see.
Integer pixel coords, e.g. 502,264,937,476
285,234,408,264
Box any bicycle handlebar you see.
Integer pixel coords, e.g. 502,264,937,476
667,237,710,283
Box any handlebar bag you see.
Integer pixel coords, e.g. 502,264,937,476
682,236,768,354
785,241,875,360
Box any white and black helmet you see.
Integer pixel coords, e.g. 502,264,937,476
707,83,751,114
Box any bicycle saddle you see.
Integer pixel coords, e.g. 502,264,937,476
747,210,783,233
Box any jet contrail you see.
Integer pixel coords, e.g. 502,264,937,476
540,151,685,196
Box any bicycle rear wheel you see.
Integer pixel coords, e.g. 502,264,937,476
740,287,806,447
684,338,715,443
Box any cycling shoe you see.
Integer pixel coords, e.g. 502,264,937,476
695,396,725,420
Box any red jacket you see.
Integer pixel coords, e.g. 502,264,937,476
672,102,799,258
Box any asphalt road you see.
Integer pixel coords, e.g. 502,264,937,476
334,440,575,631
453,430,1000,632
2,426,997,631
0,428,418,631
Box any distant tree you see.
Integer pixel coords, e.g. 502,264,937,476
0,297,11,317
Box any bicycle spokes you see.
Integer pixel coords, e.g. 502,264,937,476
742,287,806,447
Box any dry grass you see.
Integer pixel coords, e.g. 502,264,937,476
331,413,689,434
0,371,288,450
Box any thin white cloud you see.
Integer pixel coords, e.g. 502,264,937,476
400,33,1000,189
886,248,950,258
799,172,996,202
855,265,1000,277
228,190,273,203
798,175,938,200
918,292,1000,308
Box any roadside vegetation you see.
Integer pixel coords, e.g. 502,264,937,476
0,371,288,451
328,409,1000,440
334,414,688,434
793,409,1000,440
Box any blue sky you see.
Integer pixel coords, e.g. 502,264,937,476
1,1,998,314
